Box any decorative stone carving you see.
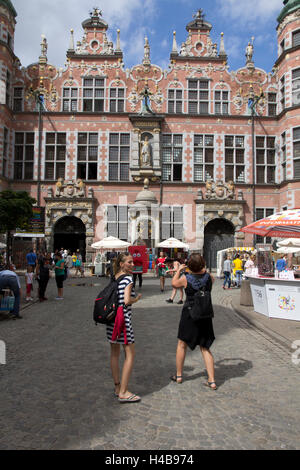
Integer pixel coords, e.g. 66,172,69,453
53,179,87,198
205,180,236,200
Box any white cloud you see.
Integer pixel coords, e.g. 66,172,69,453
12,0,158,67
216,0,283,26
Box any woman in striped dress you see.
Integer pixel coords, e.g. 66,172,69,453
107,253,142,403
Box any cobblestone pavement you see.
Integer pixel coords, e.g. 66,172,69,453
0,275,299,450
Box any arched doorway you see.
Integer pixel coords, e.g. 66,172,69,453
204,218,235,270
54,216,86,260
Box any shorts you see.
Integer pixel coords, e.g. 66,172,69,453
55,275,64,289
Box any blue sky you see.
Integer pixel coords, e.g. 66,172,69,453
12,0,284,73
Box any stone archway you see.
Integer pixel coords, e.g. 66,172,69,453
204,218,235,270
54,216,86,260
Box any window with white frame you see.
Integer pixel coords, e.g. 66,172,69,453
162,134,183,181
161,206,183,240
281,132,286,181
256,136,276,184
44,132,66,180
168,89,183,113
293,127,300,178
107,205,128,240
214,89,229,115
77,132,98,180
267,92,277,116
13,87,23,111
292,30,300,48
224,135,245,183
2,127,8,177
62,86,78,112
188,79,209,114
193,134,214,182
292,68,300,106
108,133,130,181
14,132,34,180
256,208,274,244
109,87,125,112
83,77,105,112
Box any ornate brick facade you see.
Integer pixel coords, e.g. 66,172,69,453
0,1,300,266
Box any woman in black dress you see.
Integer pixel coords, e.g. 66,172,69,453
170,254,217,390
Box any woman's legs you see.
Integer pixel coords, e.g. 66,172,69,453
160,275,165,291
200,346,216,388
119,344,138,399
110,343,121,394
175,339,187,381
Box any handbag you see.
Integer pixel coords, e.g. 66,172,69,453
0,290,15,312
187,273,214,321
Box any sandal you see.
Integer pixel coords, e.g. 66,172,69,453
114,382,120,397
170,375,183,384
118,394,141,403
205,381,217,390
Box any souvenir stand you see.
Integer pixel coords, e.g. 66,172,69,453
247,245,300,322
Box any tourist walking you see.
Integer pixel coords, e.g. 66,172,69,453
65,251,73,278
75,250,84,277
107,253,142,403
36,254,50,302
165,258,184,304
233,254,244,288
170,253,217,390
223,255,232,289
156,251,167,292
26,249,37,269
25,265,34,301
54,252,65,300
0,264,22,319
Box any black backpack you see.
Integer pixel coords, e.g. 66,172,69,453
187,273,214,321
93,275,127,325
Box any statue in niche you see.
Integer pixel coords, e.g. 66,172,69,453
139,135,152,167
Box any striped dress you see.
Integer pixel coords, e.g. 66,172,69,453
106,275,135,344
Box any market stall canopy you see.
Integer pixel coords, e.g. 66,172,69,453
276,246,300,254
157,238,189,249
277,238,300,247
240,208,300,238
227,246,255,252
91,236,130,250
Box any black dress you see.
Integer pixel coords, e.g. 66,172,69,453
177,273,215,351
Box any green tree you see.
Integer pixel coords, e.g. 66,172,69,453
0,190,36,263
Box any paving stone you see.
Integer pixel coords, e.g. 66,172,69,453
0,276,299,450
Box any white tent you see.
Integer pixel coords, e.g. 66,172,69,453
157,238,189,250
91,236,130,250
276,246,300,254
277,238,300,247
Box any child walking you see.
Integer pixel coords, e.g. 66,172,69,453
25,265,34,301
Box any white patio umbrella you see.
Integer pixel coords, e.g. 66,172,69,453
0,242,6,249
277,238,300,247
276,246,300,254
157,237,189,250
91,236,130,250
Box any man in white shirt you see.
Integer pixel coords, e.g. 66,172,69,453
0,265,22,318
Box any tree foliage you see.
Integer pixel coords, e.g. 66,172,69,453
0,190,36,233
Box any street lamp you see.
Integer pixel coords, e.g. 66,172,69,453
26,79,45,207
248,89,264,246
